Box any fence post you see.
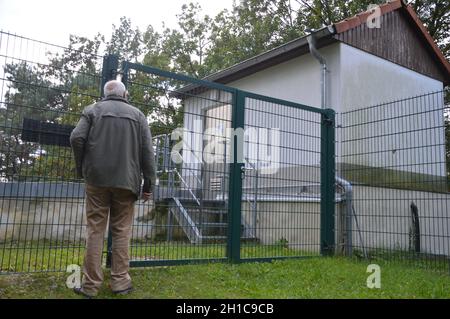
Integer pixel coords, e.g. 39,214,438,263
101,54,119,268
227,89,245,263
320,108,336,256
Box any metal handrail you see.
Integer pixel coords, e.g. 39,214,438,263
173,168,201,206
171,197,202,244
153,133,202,204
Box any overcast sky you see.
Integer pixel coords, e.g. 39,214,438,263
0,0,234,46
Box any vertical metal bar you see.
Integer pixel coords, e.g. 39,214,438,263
101,54,119,96
227,89,245,263
254,134,259,238
320,108,336,256
102,54,119,268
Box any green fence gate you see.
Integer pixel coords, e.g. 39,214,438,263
118,57,336,267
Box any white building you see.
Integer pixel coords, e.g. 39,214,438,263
180,0,450,185
171,0,450,254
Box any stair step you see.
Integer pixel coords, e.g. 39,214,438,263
188,209,227,214
178,199,226,207
199,222,228,227
199,222,228,236
169,197,255,244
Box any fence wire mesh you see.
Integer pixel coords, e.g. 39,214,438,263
1,30,449,275
338,89,450,273
241,96,323,260
0,31,103,272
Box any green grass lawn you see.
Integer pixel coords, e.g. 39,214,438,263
0,241,315,272
1,257,449,299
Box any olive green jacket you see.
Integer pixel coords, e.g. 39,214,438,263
70,95,156,198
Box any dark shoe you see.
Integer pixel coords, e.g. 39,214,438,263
73,287,95,299
112,286,134,295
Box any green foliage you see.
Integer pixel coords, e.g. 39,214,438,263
0,62,64,180
0,38,102,181
205,0,302,74
106,17,143,62
275,237,289,249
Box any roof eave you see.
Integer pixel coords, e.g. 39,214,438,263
204,25,336,84
174,26,336,96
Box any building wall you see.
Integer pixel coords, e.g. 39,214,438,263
181,44,341,187
334,9,448,85
351,185,450,256
229,43,341,110
181,41,446,189
181,90,232,189
338,43,444,112
241,184,450,256
242,200,321,254
339,43,446,177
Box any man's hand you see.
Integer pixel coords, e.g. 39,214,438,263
142,192,153,203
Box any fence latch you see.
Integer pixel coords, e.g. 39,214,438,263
322,117,334,127
240,166,246,180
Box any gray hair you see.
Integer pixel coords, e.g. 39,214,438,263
104,80,127,97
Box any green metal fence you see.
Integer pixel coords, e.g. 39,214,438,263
0,31,335,273
338,89,450,273
2,30,449,275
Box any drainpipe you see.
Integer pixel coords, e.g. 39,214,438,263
335,176,353,256
308,29,354,255
307,32,327,109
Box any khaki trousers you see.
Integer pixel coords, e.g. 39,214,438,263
81,184,136,296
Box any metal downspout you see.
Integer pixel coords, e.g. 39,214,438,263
335,176,353,256
307,32,327,109
307,33,353,256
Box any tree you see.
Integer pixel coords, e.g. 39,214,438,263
0,62,68,181
106,17,143,62
203,0,450,73
205,0,301,73
412,0,450,59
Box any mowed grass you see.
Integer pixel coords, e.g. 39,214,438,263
1,257,450,299
0,241,313,272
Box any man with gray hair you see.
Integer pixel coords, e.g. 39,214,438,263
70,80,156,298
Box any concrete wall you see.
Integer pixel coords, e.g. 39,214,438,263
242,200,321,254
0,198,86,241
1,183,448,258
351,185,450,256
240,184,450,257
0,183,158,241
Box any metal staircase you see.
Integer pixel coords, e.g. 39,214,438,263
153,134,257,244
